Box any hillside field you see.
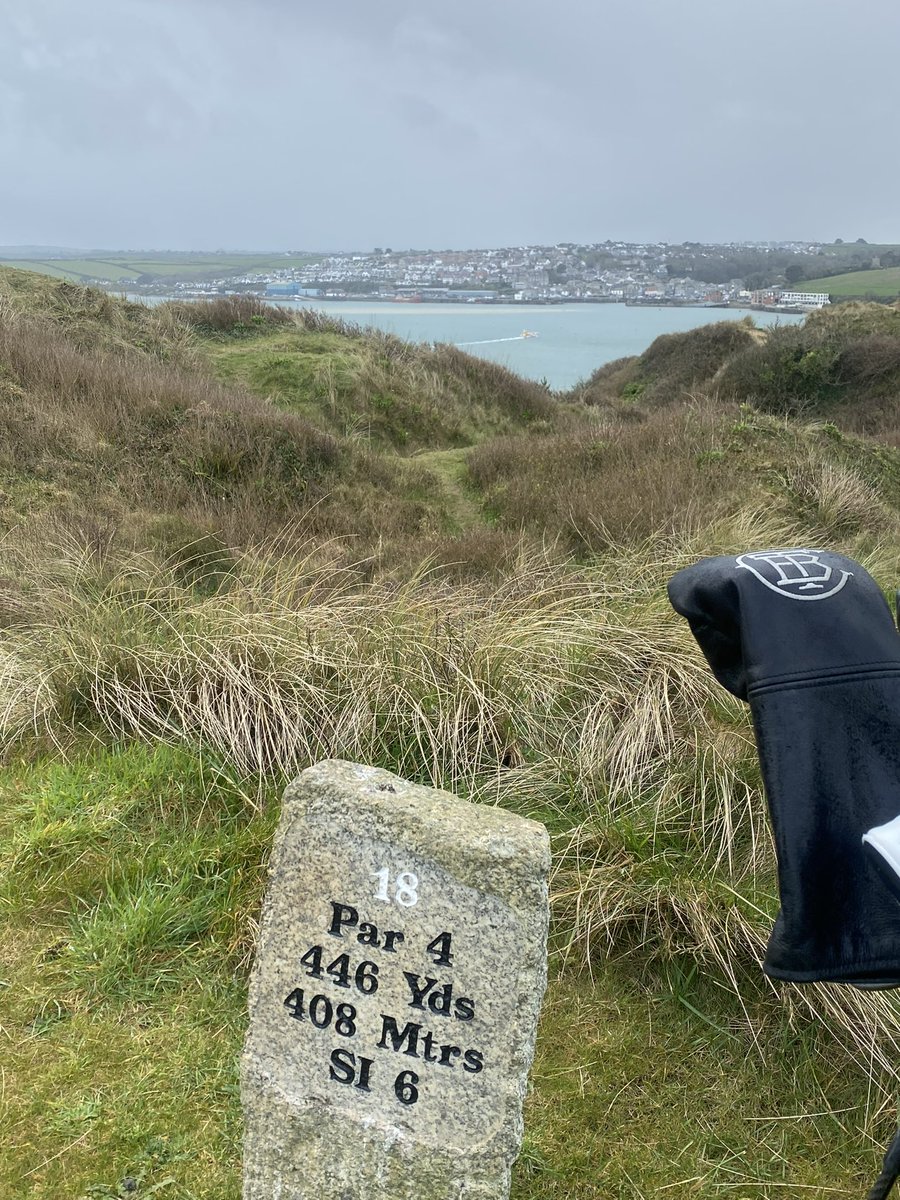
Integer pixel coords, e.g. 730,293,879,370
797,265,900,298
2,267,900,1198
0,252,321,286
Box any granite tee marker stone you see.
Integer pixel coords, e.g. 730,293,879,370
241,759,550,1200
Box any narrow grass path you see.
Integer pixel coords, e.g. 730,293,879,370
411,447,484,532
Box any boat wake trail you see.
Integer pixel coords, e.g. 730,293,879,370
454,331,538,346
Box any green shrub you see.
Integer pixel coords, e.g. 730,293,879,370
568,321,759,411
719,326,843,415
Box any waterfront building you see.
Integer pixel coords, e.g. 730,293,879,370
779,291,831,308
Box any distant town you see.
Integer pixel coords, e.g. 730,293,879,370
6,237,897,308
181,241,835,311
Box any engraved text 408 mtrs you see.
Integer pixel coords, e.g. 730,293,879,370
283,886,484,1109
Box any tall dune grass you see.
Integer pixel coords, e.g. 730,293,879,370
4,521,900,1088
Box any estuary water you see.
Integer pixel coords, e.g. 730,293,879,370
130,294,804,391
274,299,804,390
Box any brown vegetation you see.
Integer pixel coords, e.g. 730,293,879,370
164,292,294,335
468,400,748,552
0,309,340,543
0,297,500,559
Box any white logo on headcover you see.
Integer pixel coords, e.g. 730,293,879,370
735,549,853,601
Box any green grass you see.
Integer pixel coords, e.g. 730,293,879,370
0,259,78,280
54,261,144,282
520,967,885,1199
0,744,271,1198
795,267,900,297
0,744,889,1199
409,447,485,532
1,259,144,284
204,319,565,453
0,253,322,285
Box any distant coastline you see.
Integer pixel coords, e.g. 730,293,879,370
124,289,813,315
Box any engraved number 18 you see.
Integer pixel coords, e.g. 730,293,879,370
372,867,419,907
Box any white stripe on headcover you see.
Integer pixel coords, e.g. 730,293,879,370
863,814,900,880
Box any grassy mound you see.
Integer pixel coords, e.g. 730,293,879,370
717,302,900,437
467,400,900,555
0,279,549,563
571,319,761,413
567,304,900,444
0,265,195,362
205,304,565,452
0,274,581,571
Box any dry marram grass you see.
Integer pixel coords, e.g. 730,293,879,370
4,524,900,1093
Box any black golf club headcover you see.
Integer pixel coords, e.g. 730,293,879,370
668,548,900,987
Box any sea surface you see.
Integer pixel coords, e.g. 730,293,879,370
272,300,803,390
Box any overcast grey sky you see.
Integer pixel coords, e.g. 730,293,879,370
2,0,898,251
